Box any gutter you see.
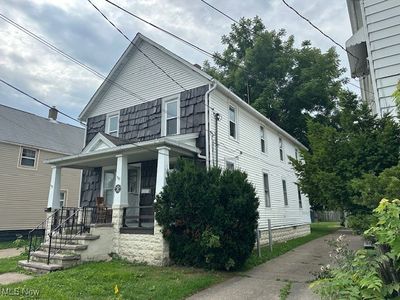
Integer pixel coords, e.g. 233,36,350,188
204,81,217,169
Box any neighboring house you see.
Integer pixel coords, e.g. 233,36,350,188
25,33,311,270
0,105,84,240
346,0,400,116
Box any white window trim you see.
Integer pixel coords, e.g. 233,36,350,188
263,172,271,208
60,189,68,207
260,125,267,154
279,137,285,162
105,112,120,137
228,104,238,141
282,178,288,207
161,94,180,136
17,146,39,170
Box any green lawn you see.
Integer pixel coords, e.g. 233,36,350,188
0,254,26,275
0,260,227,300
0,222,339,299
242,222,340,270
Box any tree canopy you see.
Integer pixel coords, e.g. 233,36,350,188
203,16,345,145
291,91,400,212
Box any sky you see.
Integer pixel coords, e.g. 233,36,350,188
0,0,358,126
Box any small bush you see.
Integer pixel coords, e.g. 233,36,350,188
311,199,400,299
155,159,259,270
347,212,376,235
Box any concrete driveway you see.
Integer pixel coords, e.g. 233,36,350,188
188,229,362,300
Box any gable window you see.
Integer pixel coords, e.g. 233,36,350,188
60,190,67,207
165,99,179,135
260,126,265,153
106,113,119,137
229,106,236,139
282,179,288,206
263,173,271,207
19,147,38,168
297,185,302,208
279,137,284,161
226,161,235,170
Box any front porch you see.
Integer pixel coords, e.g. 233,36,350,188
29,133,202,269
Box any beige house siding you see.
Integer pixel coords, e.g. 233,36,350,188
0,142,81,231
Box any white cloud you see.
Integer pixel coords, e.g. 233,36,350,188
0,0,358,125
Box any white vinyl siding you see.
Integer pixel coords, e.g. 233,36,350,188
350,0,400,117
86,40,208,118
209,90,311,229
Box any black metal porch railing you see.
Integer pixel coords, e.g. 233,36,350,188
27,209,59,262
122,205,154,228
27,206,112,264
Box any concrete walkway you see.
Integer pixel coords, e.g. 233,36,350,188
0,248,22,259
0,272,33,285
188,230,363,300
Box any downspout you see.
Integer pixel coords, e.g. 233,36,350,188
201,81,217,169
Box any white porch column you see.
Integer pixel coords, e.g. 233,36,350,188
113,154,129,208
155,146,170,195
47,166,61,210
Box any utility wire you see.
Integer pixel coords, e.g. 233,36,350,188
0,78,84,125
198,0,374,96
87,0,186,91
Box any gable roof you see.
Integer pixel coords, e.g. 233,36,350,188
0,104,85,154
79,33,306,150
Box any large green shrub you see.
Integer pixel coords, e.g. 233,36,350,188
311,199,400,299
154,159,259,270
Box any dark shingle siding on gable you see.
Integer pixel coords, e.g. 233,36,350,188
119,99,161,142
80,167,102,207
180,85,208,155
86,115,106,145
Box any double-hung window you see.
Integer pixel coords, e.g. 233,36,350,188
295,148,298,160
229,106,236,139
19,147,38,168
166,99,179,135
297,185,302,208
260,126,266,153
106,113,119,137
279,137,284,161
282,179,288,206
263,173,271,207
60,190,67,207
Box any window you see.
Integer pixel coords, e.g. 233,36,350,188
282,179,288,206
295,148,298,160
19,147,37,168
106,113,119,137
165,99,179,135
297,185,302,208
279,137,284,161
60,190,67,207
263,173,270,207
260,126,265,153
226,161,235,170
229,106,236,139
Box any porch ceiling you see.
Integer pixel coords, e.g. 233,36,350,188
44,135,200,169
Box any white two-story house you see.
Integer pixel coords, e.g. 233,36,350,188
21,33,311,271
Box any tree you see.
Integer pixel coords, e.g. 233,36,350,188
203,17,345,145
154,159,259,270
291,90,400,213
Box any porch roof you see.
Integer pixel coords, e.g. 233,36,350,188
44,133,201,169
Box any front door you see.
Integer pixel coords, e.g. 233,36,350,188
126,166,141,226
103,169,115,207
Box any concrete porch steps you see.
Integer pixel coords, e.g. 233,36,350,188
19,260,63,274
40,243,88,251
